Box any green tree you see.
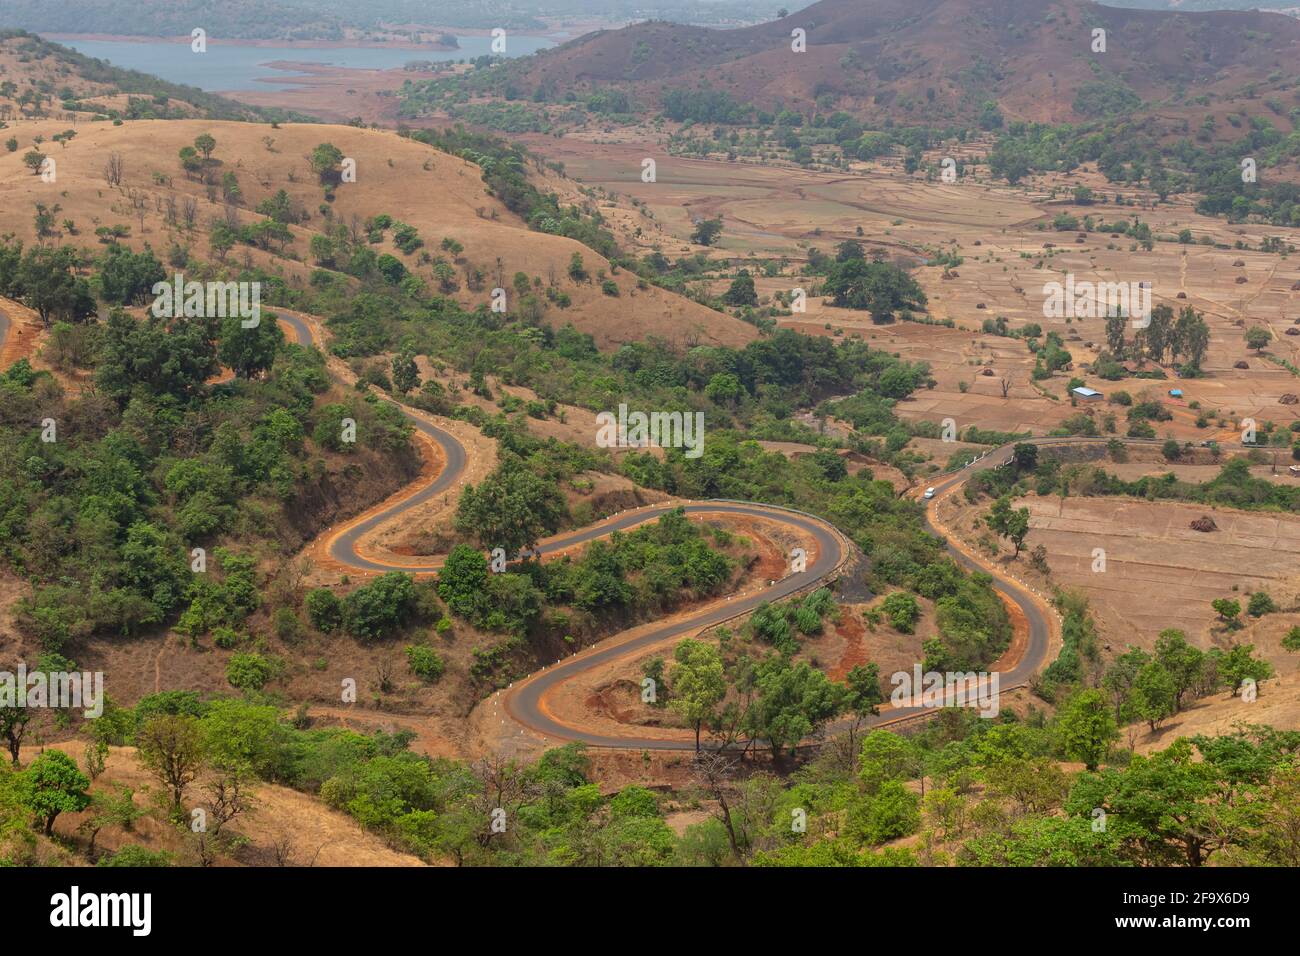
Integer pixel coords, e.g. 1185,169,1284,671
959,814,1126,866
567,251,587,282
1217,644,1273,698
136,715,206,811
310,142,345,185
1011,442,1038,473
18,750,91,836
1244,326,1271,353
1055,689,1118,771
722,271,757,306
1211,598,1241,628
609,785,659,820
985,495,1031,556
406,645,445,682
198,699,283,777
218,312,284,379
1066,739,1223,866
1241,764,1300,866
16,244,96,327
691,217,723,246
391,351,419,394
858,730,922,795
822,258,926,320
342,572,417,641
983,757,1068,816
96,307,217,405
880,592,920,633
438,545,489,619
0,702,32,766
482,572,543,636
226,652,275,691
96,243,165,305
842,664,884,759
97,846,174,867
1247,591,1276,617
1177,307,1210,368
1132,660,1177,732
1105,312,1127,356
78,785,144,858
704,372,743,405
454,460,567,557
376,254,407,284
1153,629,1204,712
305,588,343,632
178,145,202,176
849,780,920,845
747,656,843,766
667,639,726,751
193,133,217,161
309,233,335,267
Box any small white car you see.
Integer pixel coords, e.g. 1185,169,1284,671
923,487,936,500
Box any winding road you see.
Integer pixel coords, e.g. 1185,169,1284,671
0,310,1174,751
273,310,1086,750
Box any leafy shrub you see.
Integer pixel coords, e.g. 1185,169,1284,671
305,589,342,632
227,652,275,691
406,645,445,682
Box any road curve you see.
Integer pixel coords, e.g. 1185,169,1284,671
503,447,1065,750
2,310,1198,749
275,315,1189,749
279,305,1072,750
491,436,1232,749
503,501,845,749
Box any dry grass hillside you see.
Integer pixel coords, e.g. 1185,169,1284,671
1130,671,1300,754
0,117,755,350
0,39,124,116
0,31,278,122
43,741,426,867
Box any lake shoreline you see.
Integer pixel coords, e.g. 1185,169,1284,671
40,30,567,50
221,61,447,122
42,34,557,93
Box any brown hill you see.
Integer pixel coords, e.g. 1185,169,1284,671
507,0,1300,127
0,118,755,351
0,30,288,122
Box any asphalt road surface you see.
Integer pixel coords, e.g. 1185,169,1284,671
30,310,1200,751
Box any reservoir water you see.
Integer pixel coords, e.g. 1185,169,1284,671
52,35,555,92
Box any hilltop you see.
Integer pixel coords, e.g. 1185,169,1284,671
0,117,755,350
0,30,304,122
480,0,1300,129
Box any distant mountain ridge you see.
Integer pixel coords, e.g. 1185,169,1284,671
0,0,772,40
1102,1,1299,14
499,0,1300,126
